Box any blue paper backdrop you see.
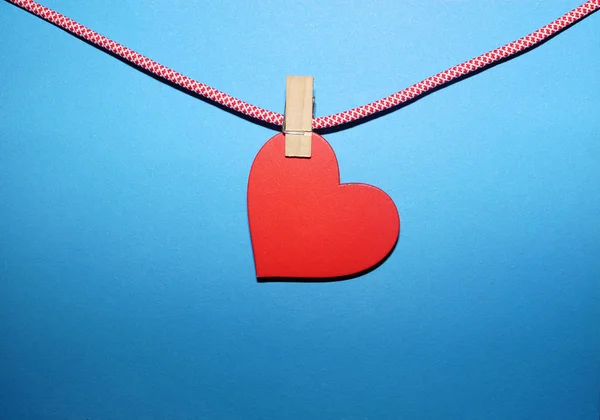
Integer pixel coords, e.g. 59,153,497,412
1,1,599,419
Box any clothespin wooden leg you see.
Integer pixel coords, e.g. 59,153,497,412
284,76,314,158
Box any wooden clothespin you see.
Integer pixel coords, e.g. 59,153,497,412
283,76,314,158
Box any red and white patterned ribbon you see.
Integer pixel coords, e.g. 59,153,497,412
6,0,600,131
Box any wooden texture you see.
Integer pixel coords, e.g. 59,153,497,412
284,133,311,157
284,76,313,158
248,133,400,279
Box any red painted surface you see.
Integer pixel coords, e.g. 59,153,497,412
248,133,400,279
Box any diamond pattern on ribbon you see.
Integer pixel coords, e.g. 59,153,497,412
8,0,600,131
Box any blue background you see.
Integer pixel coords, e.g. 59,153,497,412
1,0,599,418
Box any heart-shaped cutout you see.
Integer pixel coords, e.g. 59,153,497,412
248,133,399,280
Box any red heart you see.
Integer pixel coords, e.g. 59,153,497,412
247,133,400,280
